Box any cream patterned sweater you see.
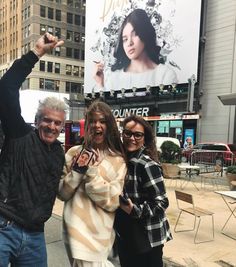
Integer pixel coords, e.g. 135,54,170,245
58,145,127,262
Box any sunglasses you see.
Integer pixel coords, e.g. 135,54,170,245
123,129,144,140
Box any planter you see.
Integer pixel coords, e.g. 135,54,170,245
162,163,180,179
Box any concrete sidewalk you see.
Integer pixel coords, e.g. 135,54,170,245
46,174,236,267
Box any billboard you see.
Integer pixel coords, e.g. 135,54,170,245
84,0,202,94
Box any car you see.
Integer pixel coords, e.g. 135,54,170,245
182,142,236,166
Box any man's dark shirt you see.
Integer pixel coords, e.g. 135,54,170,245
0,51,65,231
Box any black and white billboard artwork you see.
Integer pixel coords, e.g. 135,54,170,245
84,0,202,94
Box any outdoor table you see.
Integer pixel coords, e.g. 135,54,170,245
178,164,200,190
215,191,236,240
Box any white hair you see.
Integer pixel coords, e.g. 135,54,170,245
35,96,68,122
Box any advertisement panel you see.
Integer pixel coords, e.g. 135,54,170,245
84,0,202,94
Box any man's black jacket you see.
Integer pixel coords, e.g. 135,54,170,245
0,51,65,232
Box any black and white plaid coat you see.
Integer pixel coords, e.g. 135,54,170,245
124,147,173,247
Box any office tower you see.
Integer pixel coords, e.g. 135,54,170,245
0,0,85,103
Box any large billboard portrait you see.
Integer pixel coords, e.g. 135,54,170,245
84,0,202,94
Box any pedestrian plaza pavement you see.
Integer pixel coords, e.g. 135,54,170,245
46,173,236,267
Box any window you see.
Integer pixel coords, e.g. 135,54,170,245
81,49,85,60
74,0,80,9
66,82,70,92
71,82,81,93
55,28,61,38
74,49,80,59
40,60,45,71
39,78,44,89
80,66,84,78
45,79,55,91
66,31,73,41
74,32,80,42
40,24,46,35
81,33,85,42
67,13,73,24
66,82,81,93
47,62,53,72
47,26,53,34
40,6,46,17
27,6,30,18
55,10,61,21
66,48,72,57
66,65,72,75
55,80,60,91
82,16,85,27
74,14,80,25
73,66,79,76
67,0,73,7
48,7,54,19
56,0,61,3
55,63,60,73
40,79,59,91
54,46,61,56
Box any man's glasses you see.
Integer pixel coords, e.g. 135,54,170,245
41,117,63,127
123,129,144,140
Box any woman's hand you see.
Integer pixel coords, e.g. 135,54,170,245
93,61,104,87
120,198,134,214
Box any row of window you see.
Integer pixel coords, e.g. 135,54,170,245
0,54,7,65
22,25,30,39
40,61,60,74
22,6,30,21
40,24,85,44
65,64,84,77
10,0,18,12
67,0,85,8
39,60,84,78
10,31,18,45
10,15,18,28
0,38,6,50
0,23,6,34
40,6,61,21
39,78,83,94
66,30,85,43
66,47,84,60
40,6,85,26
39,78,60,92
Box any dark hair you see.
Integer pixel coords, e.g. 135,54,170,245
112,9,161,72
84,100,125,159
122,115,159,162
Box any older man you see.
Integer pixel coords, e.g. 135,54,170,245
0,33,66,266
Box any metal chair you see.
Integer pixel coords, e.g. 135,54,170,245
200,164,223,190
174,190,214,244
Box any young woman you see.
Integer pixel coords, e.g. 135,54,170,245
94,9,177,91
58,100,127,267
115,115,172,267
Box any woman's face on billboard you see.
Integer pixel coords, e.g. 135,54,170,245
122,22,145,61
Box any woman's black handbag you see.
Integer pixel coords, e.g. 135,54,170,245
114,208,151,254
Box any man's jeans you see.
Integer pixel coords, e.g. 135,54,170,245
0,214,47,267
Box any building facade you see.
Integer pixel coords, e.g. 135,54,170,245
198,0,236,143
0,0,86,119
